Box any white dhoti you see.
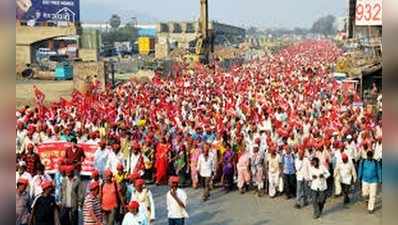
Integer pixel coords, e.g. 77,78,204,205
268,171,280,197
362,181,377,211
334,172,342,195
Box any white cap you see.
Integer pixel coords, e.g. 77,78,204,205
346,135,352,140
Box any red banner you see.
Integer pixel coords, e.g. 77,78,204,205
77,143,97,176
37,141,72,173
37,141,97,175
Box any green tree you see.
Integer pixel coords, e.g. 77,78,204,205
247,26,258,36
311,15,336,36
101,22,138,46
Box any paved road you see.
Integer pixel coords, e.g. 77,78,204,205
150,185,381,225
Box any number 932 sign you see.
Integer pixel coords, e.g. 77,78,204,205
356,0,382,26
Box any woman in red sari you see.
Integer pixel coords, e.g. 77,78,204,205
155,137,170,185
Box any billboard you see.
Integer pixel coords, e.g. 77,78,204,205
16,0,80,23
355,0,382,26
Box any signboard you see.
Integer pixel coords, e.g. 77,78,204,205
355,0,382,26
37,141,97,175
36,141,71,173
342,80,358,93
16,0,80,23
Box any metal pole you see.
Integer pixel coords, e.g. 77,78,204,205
111,62,115,88
104,62,108,85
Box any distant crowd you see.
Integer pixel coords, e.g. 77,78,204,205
16,40,382,225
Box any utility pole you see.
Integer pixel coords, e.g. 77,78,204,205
195,0,212,64
348,0,357,39
200,0,209,41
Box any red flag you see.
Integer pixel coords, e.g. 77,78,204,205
33,85,45,105
72,90,84,104
59,97,71,108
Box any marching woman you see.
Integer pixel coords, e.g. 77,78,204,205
155,137,170,185
236,145,251,194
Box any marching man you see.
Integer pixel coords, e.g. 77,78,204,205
130,179,155,224
309,157,330,219
82,181,103,225
358,150,381,214
334,153,357,206
295,149,310,208
167,176,189,225
197,145,215,201
266,147,281,198
250,145,265,196
122,201,149,225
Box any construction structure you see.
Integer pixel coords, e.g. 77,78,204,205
340,0,382,102
16,23,78,67
155,21,245,59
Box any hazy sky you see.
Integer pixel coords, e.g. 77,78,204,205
81,0,347,28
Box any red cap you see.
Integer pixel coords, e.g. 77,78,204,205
65,165,74,175
17,121,24,128
132,141,141,149
298,149,305,158
89,181,100,191
128,200,140,210
59,165,67,173
17,178,29,187
341,153,349,161
27,142,34,149
91,169,99,178
41,180,54,190
117,163,124,171
128,172,141,181
335,141,344,149
104,169,113,178
135,179,145,187
169,176,180,184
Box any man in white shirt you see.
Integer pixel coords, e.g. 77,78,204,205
334,153,357,206
373,137,382,162
344,135,357,161
16,123,27,155
128,144,145,176
130,179,156,223
30,164,52,198
309,157,330,219
259,130,268,153
16,161,32,181
167,176,188,225
266,148,281,197
106,143,124,174
295,149,310,208
16,161,33,196
196,145,214,201
122,200,149,225
94,140,110,177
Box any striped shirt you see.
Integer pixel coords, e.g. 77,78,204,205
83,193,103,225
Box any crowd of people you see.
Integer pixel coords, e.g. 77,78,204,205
16,40,382,225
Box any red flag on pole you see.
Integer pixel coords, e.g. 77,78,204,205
33,85,45,105
59,97,71,108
